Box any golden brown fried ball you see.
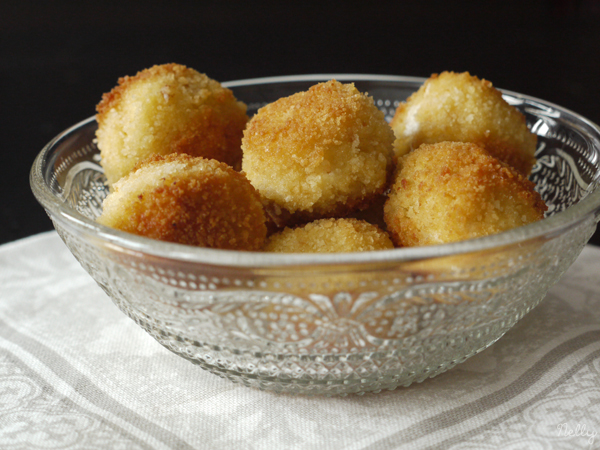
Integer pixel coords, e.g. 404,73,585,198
96,63,248,186
390,71,537,176
97,154,266,250
264,218,394,253
384,142,547,247
241,80,394,226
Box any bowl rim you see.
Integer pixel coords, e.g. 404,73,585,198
31,73,600,267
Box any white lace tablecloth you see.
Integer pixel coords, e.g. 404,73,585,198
1,231,600,449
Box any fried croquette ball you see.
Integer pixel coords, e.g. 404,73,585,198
241,80,394,225
264,218,394,253
390,71,537,176
96,63,248,186
384,142,547,247
97,154,266,250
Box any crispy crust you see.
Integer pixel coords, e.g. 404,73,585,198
384,142,547,247
241,79,394,227
96,63,248,186
264,218,394,253
390,71,537,176
97,154,266,250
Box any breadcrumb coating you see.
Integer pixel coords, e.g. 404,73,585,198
384,142,547,247
96,63,248,186
97,154,266,250
390,72,537,175
264,218,394,253
241,80,394,226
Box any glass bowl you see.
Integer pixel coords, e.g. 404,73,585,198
30,74,600,395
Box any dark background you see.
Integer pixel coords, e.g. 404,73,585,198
3,0,600,246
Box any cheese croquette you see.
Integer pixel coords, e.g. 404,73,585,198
384,142,547,247
94,66,550,251
264,218,394,253
97,154,267,250
241,80,394,225
96,63,248,186
390,72,537,176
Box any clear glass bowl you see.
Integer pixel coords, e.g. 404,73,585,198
30,74,600,395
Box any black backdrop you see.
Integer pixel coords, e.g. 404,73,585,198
3,0,600,245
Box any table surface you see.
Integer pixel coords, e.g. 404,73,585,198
2,0,600,246
2,231,600,449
